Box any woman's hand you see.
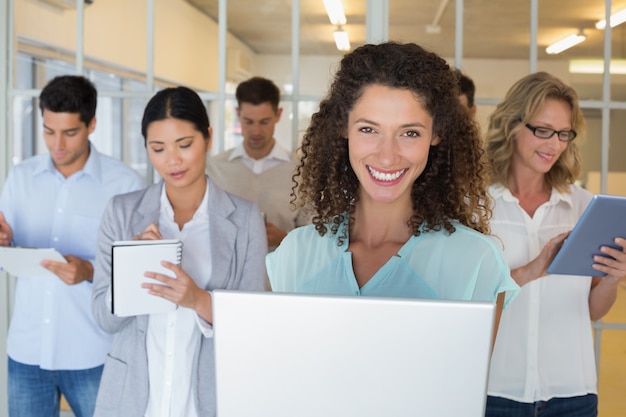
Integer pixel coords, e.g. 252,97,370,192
141,261,213,323
588,237,626,321
133,223,163,241
592,237,626,284
512,231,569,286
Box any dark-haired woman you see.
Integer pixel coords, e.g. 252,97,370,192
267,42,517,331
92,86,266,416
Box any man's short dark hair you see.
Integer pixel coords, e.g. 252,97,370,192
235,76,281,112
456,69,476,108
39,75,98,125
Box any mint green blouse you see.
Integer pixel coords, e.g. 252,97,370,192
266,222,518,303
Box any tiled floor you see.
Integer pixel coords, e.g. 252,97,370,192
597,280,626,416
60,396,74,416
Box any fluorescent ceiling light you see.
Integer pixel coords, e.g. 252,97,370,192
323,0,347,25
569,59,626,74
596,9,626,29
333,28,351,52
546,31,586,55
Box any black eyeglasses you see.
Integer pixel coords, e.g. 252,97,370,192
525,123,577,142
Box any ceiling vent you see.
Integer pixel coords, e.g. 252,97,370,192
227,49,253,82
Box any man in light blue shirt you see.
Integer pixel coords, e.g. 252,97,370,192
0,75,144,417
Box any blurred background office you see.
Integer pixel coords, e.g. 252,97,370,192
0,0,626,415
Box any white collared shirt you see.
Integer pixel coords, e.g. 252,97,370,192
144,182,213,417
228,141,291,174
487,183,597,402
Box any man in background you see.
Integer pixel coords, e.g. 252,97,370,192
0,75,144,417
206,76,310,253
457,69,477,118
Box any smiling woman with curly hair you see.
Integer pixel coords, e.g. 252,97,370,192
266,42,517,325
296,42,491,241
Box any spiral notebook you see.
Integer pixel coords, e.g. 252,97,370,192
111,239,183,317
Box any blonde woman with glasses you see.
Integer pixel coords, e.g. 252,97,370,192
485,71,626,417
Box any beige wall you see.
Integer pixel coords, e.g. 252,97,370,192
255,54,342,96
586,172,626,196
16,0,254,91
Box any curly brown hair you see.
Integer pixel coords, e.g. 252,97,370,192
293,42,491,243
485,71,584,192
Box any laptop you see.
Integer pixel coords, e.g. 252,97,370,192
547,194,626,277
212,290,496,417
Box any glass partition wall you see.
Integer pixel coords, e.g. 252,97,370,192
1,0,626,415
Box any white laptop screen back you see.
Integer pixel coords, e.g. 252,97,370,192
213,291,495,417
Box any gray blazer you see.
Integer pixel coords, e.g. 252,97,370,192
92,179,267,417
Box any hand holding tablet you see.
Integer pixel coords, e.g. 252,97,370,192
548,194,626,277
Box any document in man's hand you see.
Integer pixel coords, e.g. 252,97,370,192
0,247,67,278
111,239,183,317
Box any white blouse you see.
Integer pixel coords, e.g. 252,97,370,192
144,184,213,417
487,183,596,402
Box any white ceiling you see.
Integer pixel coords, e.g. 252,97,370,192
186,0,626,59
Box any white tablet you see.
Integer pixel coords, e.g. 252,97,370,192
547,194,626,277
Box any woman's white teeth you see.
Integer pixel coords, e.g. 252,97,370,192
368,166,405,181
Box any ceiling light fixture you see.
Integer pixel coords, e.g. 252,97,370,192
333,26,351,52
323,0,347,25
426,0,450,34
546,30,586,55
595,9,626,29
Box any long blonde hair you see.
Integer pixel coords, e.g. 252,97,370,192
485,72,584,192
